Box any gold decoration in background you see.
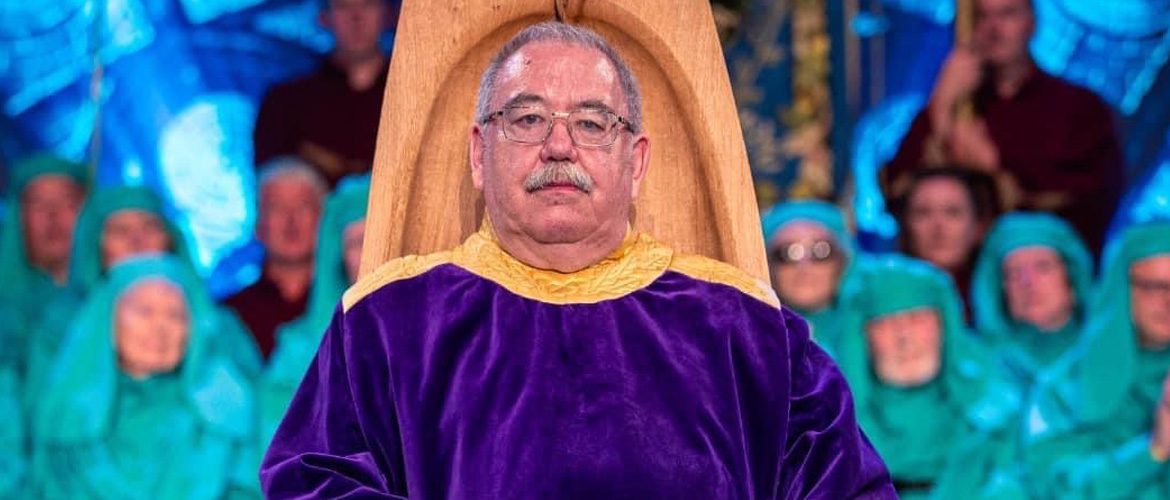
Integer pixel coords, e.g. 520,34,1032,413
781,0,834,202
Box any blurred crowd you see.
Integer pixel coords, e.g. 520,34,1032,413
1,0,1168,498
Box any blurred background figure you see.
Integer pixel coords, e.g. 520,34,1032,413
1019,220,1170,500
253,0,398,187
836,255,1018,500
884,0,1123,255
0,154,87,370
887,167,999,321
26,186,261,414
761,201,859,351
222,158,326,361
971,212,1093,388
28,255,259,500
259,174,368,447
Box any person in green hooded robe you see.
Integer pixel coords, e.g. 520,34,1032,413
970,212,1094,387
761,201,860,352
1013,220,1170,499
28,255,260,500
836,254,1019,500
0,361,26,499
259,175,369,447
25,186,261,412
0,153,87,370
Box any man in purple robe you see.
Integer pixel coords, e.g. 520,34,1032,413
261,21,895,499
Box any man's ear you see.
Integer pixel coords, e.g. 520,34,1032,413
470,124,486,190
628,134,651,198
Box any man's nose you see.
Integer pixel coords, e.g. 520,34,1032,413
540,121,577,163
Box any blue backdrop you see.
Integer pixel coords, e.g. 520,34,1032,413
1,0,1168,293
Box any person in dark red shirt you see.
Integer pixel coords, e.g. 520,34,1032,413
223,158,325,359
253,0,398,188
885,0,1123,256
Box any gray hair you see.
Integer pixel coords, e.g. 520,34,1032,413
256,156,328,202
474,22,643,134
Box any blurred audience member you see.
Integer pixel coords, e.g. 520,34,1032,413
885,0,1123,255
28,187,261,411
837,255,1018,500
29,255,260,500
0,154,87,371
260,175,368,447
223,158,326,361
253,0,398,187
761,200,859,351
971,212,1093,386
888,167,998,320
1015,221,1170,499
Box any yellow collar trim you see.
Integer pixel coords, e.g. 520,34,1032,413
344,223,779,310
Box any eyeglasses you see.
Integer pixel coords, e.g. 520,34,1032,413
482,105,633,148
770,239,837,265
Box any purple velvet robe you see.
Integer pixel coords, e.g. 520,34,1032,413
261,232,894,499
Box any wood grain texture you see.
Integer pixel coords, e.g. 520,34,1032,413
359,0,768,283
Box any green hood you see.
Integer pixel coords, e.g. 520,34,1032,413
66,185,193,294
1028,221,1170,437
0,153,88,303
34,255,252,444
839,254,1019,430
971,212,1093,371
760,200,859,350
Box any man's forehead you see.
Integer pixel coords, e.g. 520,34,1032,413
494,41,620,107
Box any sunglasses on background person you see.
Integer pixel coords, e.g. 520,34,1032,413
770,239,838,265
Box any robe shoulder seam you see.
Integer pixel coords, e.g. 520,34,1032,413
668,253,782,309
342,251,453,311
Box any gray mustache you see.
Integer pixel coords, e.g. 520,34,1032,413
523,162,594,193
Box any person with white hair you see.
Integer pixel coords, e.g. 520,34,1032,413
222,156,327,361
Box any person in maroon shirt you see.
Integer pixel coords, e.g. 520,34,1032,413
253,0,398,188
223,158,325,359
885,0,1123,256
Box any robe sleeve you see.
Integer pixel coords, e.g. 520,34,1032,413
260,308,407,500
776,310,897,499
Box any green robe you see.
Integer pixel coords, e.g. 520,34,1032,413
28,255,260,500
836,255,1019,500
970,212,1094,388
0,154,88,375
760,200,860,353
259,175,369,448
1020,221,1170,499
23,186,261,414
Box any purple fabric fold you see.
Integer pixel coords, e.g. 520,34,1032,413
262,264,894,499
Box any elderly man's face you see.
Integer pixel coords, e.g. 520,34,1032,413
1132,255,1170,349
114,279,190,379
101,209,172,271
1002,246,1075,331
471,41,649,247
866,308,943,387
257,178,322,266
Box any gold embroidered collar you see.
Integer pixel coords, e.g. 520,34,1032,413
344,220,780,310
450,220,674,304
